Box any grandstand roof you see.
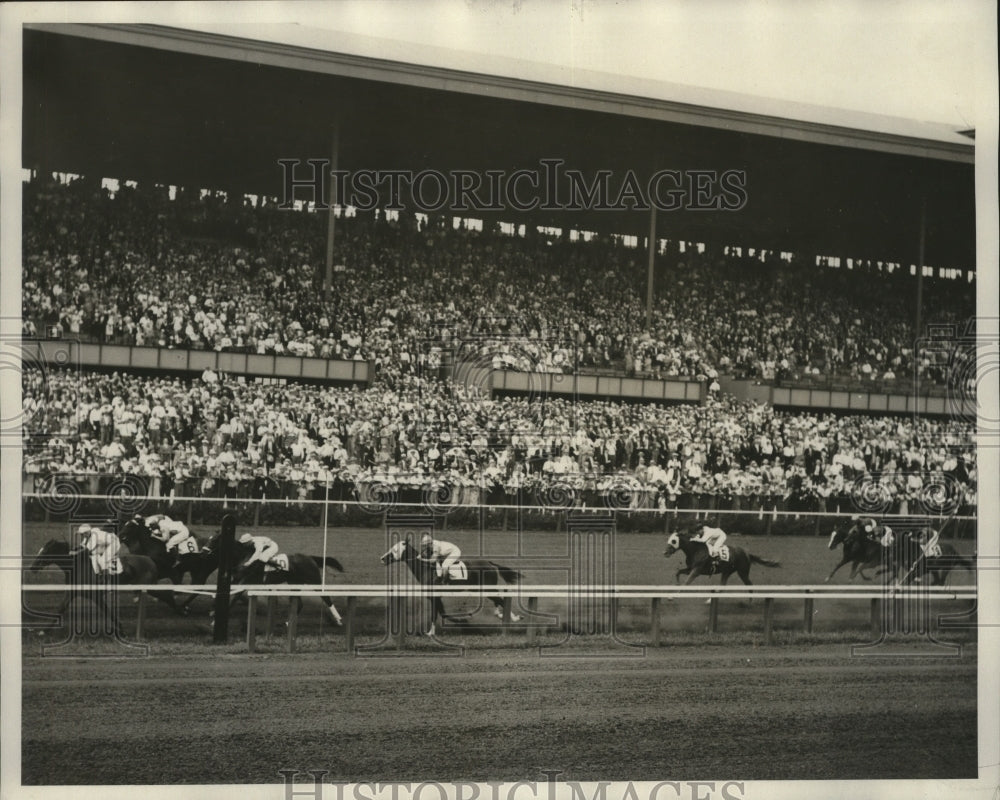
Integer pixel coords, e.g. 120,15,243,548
23,23,976,268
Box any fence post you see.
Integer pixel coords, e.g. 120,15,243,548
651,597,662,646
763,597,774,645
344,595,357,653
526,596,539,644
246,595,257,653
135,590,147,641
287,596,298,653
803,598,814,633
265,596,276,640
394,594,405,650
708,597,719,633
870,598,880,639
212,514,235,643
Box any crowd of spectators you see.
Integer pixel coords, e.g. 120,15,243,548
22,367,977,514
22,175,974,387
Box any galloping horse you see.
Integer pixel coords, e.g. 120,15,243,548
29,538,170,633
663,528,781,586
380,537,523,636
119,518,216,612
828,522,976,586
209,533,347,626
825,523,884,582
897,527,976,587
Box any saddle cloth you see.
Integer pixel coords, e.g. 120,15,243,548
713,546,730,563
174,538,199,555
98,558,123,576
264,553,290,573
924,544,943,558
442,561,468,581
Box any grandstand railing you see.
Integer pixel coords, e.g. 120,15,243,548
21,491,979,540
22,583,978,651
21,338,373,384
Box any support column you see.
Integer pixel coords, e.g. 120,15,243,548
646,205,657,329
324,121,340,303
914,195,926,341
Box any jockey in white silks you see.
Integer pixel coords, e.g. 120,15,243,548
239,533,280,567
157,518,198,555
420,533,463,581
76,523,121,576
901,527,943,585
691,525,727,558
145,514,171,538
917,527,942,557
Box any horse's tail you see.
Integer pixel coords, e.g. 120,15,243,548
749,553,781,568
312,555,345,573
490,562,523,584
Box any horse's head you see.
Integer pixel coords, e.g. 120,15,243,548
380,537,414,566
663,532,682,557
828,526,847,550
29,538,70,570
119,517,146,547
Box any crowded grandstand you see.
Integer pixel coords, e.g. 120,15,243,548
21,174,978,516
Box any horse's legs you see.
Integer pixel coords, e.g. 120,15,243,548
489,595,522,622
321,597,343,625
825,557,850,583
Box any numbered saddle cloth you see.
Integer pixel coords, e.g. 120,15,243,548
925,544,943,558
105,558,124,576
444,561,468,581
264,553,290,573
714,545,730,563
175,537,199,554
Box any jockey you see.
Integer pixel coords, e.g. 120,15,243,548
144,513,172,541
902,527,942,585
692,525,727,559
158,517,197,555
420,532,462,581
76,523,121,577
916,527,942,558
857,516,893,547
239,532,280,568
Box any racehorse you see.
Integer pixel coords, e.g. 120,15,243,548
663,528,781,587
896,527,976,587
119,518,216,612
380,536,523,636
826,523,884,582
208,533,347,626
28,538,171,633
828,522,976,586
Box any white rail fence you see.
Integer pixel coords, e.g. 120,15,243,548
22,583,978,652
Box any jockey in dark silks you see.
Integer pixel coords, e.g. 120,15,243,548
855,516,894,547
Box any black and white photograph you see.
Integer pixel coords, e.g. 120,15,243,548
1,2,997,798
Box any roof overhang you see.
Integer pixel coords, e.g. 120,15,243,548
26,22,975,164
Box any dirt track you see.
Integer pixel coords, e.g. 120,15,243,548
22,645,977,784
